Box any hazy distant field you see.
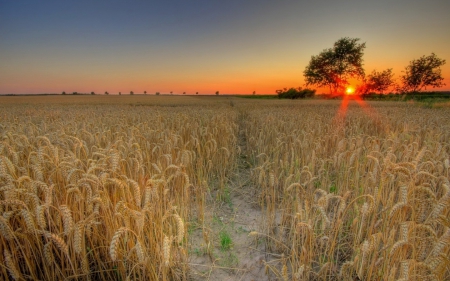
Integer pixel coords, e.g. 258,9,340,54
1,96,449,280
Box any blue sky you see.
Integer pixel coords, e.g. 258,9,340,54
1,0,449,94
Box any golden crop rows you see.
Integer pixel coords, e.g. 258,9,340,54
0,101,238,280
0,97,449,280
244,101,450,280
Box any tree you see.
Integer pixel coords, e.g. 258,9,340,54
144,91,147,95
215,91,219,96
400,53,446,92
62,91,66,95
365,69,395,94
253,91,256,95
183,91,186,95
91,91,95,95
130,91,134,95
155,92,160,95
304,37,366,94
105,91,109,95
119,92,121,95
196,92,199,95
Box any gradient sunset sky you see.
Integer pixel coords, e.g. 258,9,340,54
1,0,449,95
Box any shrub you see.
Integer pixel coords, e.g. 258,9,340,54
276,87,316,99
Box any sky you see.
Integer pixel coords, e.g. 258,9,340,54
1,0,449,95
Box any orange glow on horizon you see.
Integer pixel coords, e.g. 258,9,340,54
1,64,450,95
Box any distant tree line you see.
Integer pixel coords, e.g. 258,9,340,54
59,90,212,96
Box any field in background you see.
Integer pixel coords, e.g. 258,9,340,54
0,96,449,280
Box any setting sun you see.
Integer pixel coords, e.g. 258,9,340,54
346,87,355,95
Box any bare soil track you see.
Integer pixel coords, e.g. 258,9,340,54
189,109,273,281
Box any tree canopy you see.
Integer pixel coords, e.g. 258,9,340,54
400,53,446,92
365,69,395,94
304,37,366,94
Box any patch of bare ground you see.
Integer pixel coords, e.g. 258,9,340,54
188,110,275,281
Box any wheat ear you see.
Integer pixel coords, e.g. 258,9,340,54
163,235,170,266
110,227,128,261
4,249,21,280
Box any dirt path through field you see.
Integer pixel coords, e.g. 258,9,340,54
188,108,271,281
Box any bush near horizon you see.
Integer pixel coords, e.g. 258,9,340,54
276,87,316,99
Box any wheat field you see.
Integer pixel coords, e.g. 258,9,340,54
0,95,449,280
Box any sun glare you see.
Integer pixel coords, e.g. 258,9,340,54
346,87,355,95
